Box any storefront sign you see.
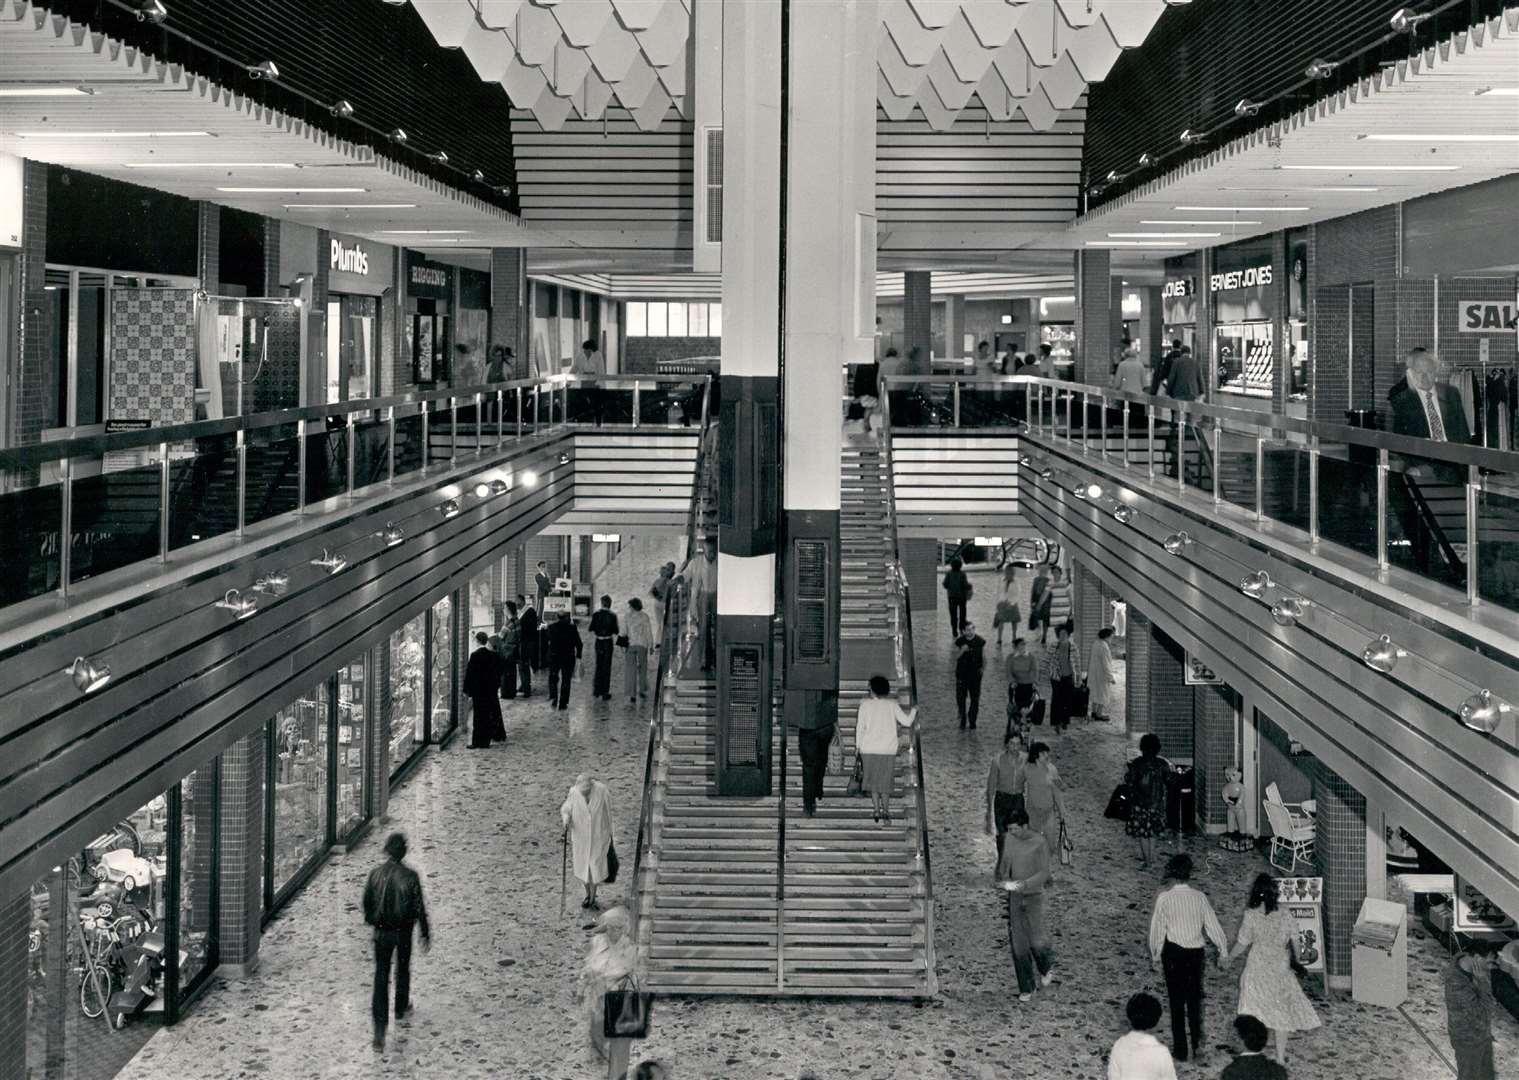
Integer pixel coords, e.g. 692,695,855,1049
330,237,369,277
1277,876,1326,973
1162,277,1195,299
326,233,393,296
1457,300,1519,333
1210,264,1274,292
1453,876,1516,932
1184,651,1221,685
406,251,453,300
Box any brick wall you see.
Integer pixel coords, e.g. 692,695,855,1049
0,889,25,1078
217,728,265,974
198,202,221,296
490,248,527,373
1148,624,1193,759
1072,558,1105,666
1310,206,1400,423
1192,682,1236,830
1125,608,1151,739
901,537,940,613
1315,205,1399,288
1074,249,1112,385
903,271,932,362
261,216,280,298
14,159,49,455
1312,758,1368,984
1312,283,1349,424
624,336,722,374
372,643,392,822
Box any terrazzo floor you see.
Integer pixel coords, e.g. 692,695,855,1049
117,544,1516,1080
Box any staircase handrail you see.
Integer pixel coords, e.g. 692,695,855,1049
629,375,713,951
1401,472,1466,579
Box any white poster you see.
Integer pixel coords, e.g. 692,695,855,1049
1184,651,1222,685
1276,876,1325,973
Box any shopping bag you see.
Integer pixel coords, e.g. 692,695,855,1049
602,975,654,1039
846,755,864,797
1104,783,1132,821
827,734,844,775
1058,820,1074,867
1072,680,1091,718
605,841,619,884
1027,698,1046,727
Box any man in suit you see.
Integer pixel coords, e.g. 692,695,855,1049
545,611,583,712
515,594,538,696
1162,346,1203,479
1388,347,1473,575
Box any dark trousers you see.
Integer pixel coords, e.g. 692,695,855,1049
1452,1038,1495,1080
993,791,1024,860
1161,940,1205,1061
1050,675,1075,731
948,596,968,636
548,660,574,709
956,670,982,727
534,625,548,670
371,926,413,1032
796,726,835,806
593,638,615,697
500,659,517,699
517,652,533,696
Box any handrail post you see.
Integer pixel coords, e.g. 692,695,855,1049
633,382,642,428
159,441,171,561
496,390,504,446
1308,437,1320,544
1376,448,1390,572
419,403,430,477
1121,401,1130,469
1211,418,1222,506
475,392,483,453
297,419,308,511
1146,404,1156,483
1065,389,1073,444
236,429,247,538
952,380,961,428
387,406,396,484
1466,466,1480,606
516,386,524,439
1176,407,1186,494
1097,394,1107,461
1254,433,1265,522
450,396,459,464
59,456,73,598
561,382,569,425
345,412,356,497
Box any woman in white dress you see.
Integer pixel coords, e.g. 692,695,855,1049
560,774,614,910
1086,626,1117,720
1227,873,1322,1065
854,674,918,824
580,906,637,1070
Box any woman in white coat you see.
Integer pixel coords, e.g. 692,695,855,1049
561,773,614,910
1086,626,1117,721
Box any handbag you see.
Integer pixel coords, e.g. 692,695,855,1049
1058,820,1074,867
1072,680,1091,718
827,733,844,775
602,974,654,1039
605,841,619,884
846,755,864,797
1104,783,1133,821
615,634,630,648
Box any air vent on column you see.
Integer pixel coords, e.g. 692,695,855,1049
725,645,761,767
793,539,831,663
705,127,723,244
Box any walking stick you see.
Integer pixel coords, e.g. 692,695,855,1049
560,826,569,920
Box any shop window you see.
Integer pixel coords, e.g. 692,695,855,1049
1216,322,1274,399
668,302,688,336
269,688,330,900
470,564,497,638
326,293,380,403
689,303,708,336
388,614,427,777
430,596,456,743
173,766,217,1001
708,302,722,338
627,302,647,337
335,656,368,840
647,302,668,337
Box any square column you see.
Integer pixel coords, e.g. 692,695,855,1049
1312,760,1368,988
904,271,933,362
217,728,265,976
1075,249,1113,385
1125,612,1195,759
490,248,528,375
1193,683,1237,832
0,889,25,1079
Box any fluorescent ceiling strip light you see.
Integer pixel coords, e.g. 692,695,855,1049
1277,164,1460,171
1141,219,1263,226
1175,206,1309,212
1306,186,1381,192
0,87,93,97
1108,232,1221,239
12,130,212,137
286,203,417,209
1473,87,1518,96
1359,133,1519,141
379,229,473,234
1086,240,1187,247
218,186,366,193
124,162,297,168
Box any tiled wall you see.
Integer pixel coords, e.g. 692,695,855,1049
1192,683,1236,830
198,202,221,296
900,537,940,613
1256,708,1315,805
217,729,265,973
624,336,722,374
1147,624,1193,759
0,890,25,1077
1311,758,1368,983
490,248,527,371
1075,249,1112,385
14,159,50,456
903,270,933,361
1309,205,1399,424
1125,608,1151,739
109,289,197,427
372,643,393,824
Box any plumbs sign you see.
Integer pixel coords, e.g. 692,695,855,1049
1210,264,1273,292
331,238,369,276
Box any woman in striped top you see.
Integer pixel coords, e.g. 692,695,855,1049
1045,565,1072,630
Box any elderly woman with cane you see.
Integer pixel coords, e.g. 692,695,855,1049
561,773,615,911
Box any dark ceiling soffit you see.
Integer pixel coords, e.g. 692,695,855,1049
1081,0,1512,208
42,0,519,214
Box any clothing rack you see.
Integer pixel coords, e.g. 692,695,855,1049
1449,361,1515,450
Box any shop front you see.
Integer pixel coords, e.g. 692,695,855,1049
26,766,219,1077
325,234,393,403
1037,295,1076,378
1161,255,1200,355
404,252,453,388
1210,236,1277,412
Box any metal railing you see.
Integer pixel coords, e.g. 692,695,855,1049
0,373,712,612
882,372,1519,616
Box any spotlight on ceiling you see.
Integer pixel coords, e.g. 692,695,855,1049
558,451,571,466
247,61,280,81
1362,634,1406,674
1084,483,1104,500
1305,58,1339,79
330,99,354,119
521,470,539,488
472,169,486,183
1162,531,1192,555
1390,7,1431,33
65,656,112,694
440,498,461,518
1105,169,1127,184
389,128,409,145
427,150,449,165
496,184,513,197
1137,152,1156,168
252,571,289,594
1239,570,1272,599
490,479,509,496
383,522,405,547
311,548,347,575
1234,98,1262,118
1113,504,1133,525
1179,128,1207,146
1270,596,1308,626
1458,689,1512,734
137,0,168,24
214,588,258,619
474,481,491,499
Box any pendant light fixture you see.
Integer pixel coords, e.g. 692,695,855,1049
66,656,112,694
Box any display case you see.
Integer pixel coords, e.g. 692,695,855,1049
1040,323,1076,379
1351,896,1408,1007
1215,322,1274,400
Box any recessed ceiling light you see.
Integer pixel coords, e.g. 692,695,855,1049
0,86,94,97
1107,232,1221,239
13,130,213,137
218,186,367,193
1141,220,1263,226
1358,133,1519,142
124,162,298,168
1474,87,1519,96
379,229,473,234
1305,186,1381,192
1276,164,1460,171
285,203,418,209
1086,240,1187,247
1174,206,1309,212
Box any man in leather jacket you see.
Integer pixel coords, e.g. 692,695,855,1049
363,832,431,1050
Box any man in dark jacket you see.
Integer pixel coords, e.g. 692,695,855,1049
942,556,971,636
363,832,430,1050
1443,948,1496,1080
954,619,987,729
497,602,521,700
464,632,506,747
546,611,583,711
588,594,619,702
516,594,538,694
1389,347,1474,573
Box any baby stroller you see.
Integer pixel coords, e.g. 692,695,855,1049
1006,691,1045,744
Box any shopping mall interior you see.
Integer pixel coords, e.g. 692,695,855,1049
1,1,1517,1078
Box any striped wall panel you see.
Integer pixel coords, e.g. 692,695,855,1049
560,429,700,532
889,433,1034,534
1017,441,1519,920
0,437,575,900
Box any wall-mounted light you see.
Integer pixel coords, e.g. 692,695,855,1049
1362,634,1406,674
1458,689,1512,734
1239,570,1272,599
1137,152,1156,168
311,549,347,574
1162,531,1192,555
382,522,405,546
389,128,409,145
521,470,539,488
1234,98,1262,118
215,589,258,619
137,0,167,23
1305,58,1339,79
252,571,289,594
1112,504,1133,525
558,451,571,466
330,99,354,119
1270,596,1308,626
472,169,486,183
474,482,491,499
496,185,512,197
490,479,509,496
65,656,111,694
1390,8,1431,33
1077,482,1103,500
1179,128,1207,146
440,499,461,518
1105,169,1128,184
247,61,280,81
427,150,449,165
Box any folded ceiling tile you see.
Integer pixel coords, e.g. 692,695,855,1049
534,89,577,130
476,0,525,33
1065,16,1121,82
515,1,563,66
1054,0,1101,28
1099,0,1167,49
940,9,996,83
610,0,667,32
879,25,928,97
1039,50,1087,110
975,64,1015,120
906,0,963,30
573,69,615,120
586,23,643,82
461,20,514,83
413,0,479,49
960,0,1024,49
925,48,979,111
551,0,614,48
634,0,689,69
551,38,593,95
611,52,660,110
630,81,673,131
1016,81,1060,130
884,0,944,67
1014,0,1059,67
501,55,550,109
877,70,920,121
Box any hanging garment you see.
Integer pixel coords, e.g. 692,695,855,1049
1111,600,1127,640
1453,369,1477,439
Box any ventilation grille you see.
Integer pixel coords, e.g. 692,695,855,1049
705,127,724,244
792,539,831,663
724,645,761,766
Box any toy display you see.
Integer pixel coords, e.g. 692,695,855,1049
1217,767,1253,852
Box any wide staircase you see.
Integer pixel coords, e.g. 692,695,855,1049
634,443,936,998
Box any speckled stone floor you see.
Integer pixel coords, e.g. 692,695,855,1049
118,546,1515,1080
